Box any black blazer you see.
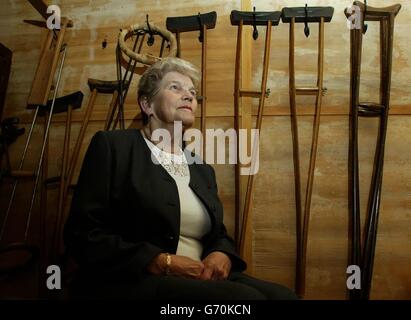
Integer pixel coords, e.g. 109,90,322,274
64,129,247,280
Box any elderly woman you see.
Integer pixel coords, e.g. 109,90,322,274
64,57,296,300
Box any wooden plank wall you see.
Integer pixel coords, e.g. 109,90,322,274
0,0,410,299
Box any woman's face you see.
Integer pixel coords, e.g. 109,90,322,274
148,71,198,128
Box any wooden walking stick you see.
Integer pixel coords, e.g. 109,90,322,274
38,92,83,261
230,9,281,259
167,11,217,158
281,5,334,298
345,1,401,300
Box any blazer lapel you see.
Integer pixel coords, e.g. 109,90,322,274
135,130,181,235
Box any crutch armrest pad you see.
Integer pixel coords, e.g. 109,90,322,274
88,78,130,94
166,11,217,33
349,1,401,20
230,10,281,26
35,91,84,114
281,7,334,23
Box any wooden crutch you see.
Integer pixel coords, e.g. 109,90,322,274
345,1,401,300
230,9,281,258
281,6,334,298
30,92,84,264
0,42,68,274
166,11,217,158
113,30,147,130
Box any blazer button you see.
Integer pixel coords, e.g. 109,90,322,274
168,235,175,240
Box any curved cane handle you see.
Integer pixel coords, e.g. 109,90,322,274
118,22,177,65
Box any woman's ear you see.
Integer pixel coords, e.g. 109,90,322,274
139,96,152,116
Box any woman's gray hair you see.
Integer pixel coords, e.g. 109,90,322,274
137,57,200,124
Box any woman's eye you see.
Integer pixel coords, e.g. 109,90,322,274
170,84,179,90
190,91,197,96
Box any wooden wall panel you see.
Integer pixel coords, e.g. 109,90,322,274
0,0,410,300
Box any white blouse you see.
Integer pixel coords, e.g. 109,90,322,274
143,134,211,261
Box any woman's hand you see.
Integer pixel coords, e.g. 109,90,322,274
199,251,232,281
147,253,204,279
170,255,205,278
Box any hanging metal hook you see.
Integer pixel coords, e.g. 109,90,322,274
362,0,368,34
252,6,258,40
197,12,204,43
304,4,310,38
146,14,155,46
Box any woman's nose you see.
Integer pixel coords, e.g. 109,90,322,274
182,92,194,102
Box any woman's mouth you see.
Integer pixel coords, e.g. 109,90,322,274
178,106,192,112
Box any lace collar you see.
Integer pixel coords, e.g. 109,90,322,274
142,132,189,178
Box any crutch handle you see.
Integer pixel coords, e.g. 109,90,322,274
6,170,36,179
0,242,39,275
358,103,385,117
44,176,61,186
